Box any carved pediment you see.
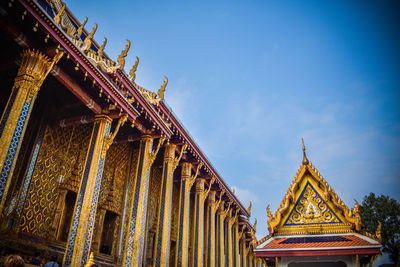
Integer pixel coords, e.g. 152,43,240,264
266,141,362,236
284,182,341,226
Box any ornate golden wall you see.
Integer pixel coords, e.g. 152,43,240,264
98,143,131,214
19,124,91,238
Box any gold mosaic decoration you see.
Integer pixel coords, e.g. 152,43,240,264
19,124,91,237
284,183,341,225
99,143,131,214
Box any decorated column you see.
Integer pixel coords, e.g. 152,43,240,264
0,49,63,214
190,177,215,267
216,200,231,267
238,228,246,267
205,190,224,267
175,162,202,267
233,220,240,267
249,253,254,267
153,143,187,266
63,114,127,267
244,244,250,267
122,134,164,267
240,240,247,267
227,209,238,267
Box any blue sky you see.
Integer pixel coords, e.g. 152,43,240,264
67,0,400,238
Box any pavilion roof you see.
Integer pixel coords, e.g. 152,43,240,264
255,233,381,257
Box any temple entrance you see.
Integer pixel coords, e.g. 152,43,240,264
288,261,346,267
100,211,118,255
58,191,77,242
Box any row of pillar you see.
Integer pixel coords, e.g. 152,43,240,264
0,48,261,266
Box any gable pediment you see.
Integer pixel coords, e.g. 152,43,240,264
266,162,362,236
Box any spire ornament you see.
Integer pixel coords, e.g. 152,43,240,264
129,56,139,82
53,2,66,26
97,37,107,58
81,23,98,53
75,17,88,40
157,76,168,100
375,221,382,241
302,138,309,165
247,201,252,216
117,39,131,70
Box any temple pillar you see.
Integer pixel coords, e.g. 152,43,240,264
216,200,231,267
0,49,62,214
191,178,205,267
249,253,254,267
244,244,250,267
63,114,127,267
175,162,200,267
233,221,240,267
122,134,164,267
240,240,247,267
153,143,186,266
190,177,214,267
205,190,222,267
226,209,238,267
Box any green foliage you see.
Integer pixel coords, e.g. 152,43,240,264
359,193,400,265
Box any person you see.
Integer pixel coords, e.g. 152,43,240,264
44,255,59,267
4,255,25,267
29,252,40,266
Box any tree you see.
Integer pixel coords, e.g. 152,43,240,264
359,193,400,265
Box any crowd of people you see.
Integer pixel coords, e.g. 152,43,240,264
2,254,59,267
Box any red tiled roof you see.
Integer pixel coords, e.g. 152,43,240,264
262,234,375,250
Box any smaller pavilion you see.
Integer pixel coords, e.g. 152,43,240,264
255,140,381,267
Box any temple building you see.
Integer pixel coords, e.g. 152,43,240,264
0,0,263,266
255,141,382,267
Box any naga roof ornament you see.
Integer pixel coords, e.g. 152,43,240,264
157,76,168,100
75,17,88,40
129,56,139,82
117,40,131,70
97,38,107,58
53,2,65,26
247,201,252,216
81,23,98,53
253,218,257,232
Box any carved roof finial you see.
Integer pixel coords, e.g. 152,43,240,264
375,221,382,241
117,39,131,70
81,23,98,53
76,17,88,40
247,201,252,216
97,37,107,58
157,76,168,100
54,2,66,26
302,138,309,165
129,56,139,82
253,218,257,231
